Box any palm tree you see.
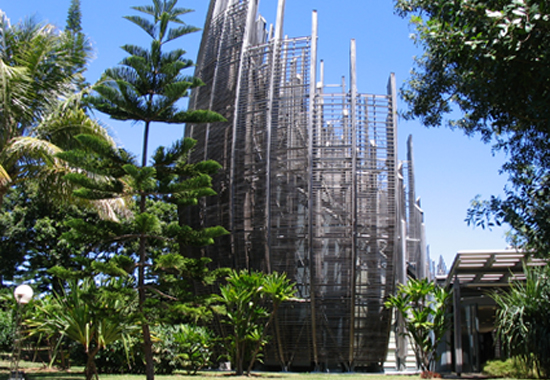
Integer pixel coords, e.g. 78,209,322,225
385,278,452,375
216,270,296,375
0,10,109,208
90,2,225,378
28,279,139,380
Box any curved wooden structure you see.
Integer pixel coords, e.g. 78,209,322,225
186,0,424,371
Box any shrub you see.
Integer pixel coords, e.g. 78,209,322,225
216,270,296,376
483,357,540,379
491,265,550,378
385,278,452,373
171,324,215,375
0,309,14,351
76,324,216,375
153,324,215,375
93,337,145,374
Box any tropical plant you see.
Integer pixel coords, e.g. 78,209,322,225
385,277,451,375
87,335,145,374
57,134,228,378
64,0,89,90
0,8,110,209
88,1,225,377
74,323,215,375
216,270,296,376
491,263,550,378
27,278,139,380
151,324,215,375
394,0,550,256
172,324,215,375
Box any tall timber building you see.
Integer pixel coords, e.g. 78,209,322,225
185,0,427,371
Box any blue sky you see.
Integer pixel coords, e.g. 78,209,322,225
1,0,509,268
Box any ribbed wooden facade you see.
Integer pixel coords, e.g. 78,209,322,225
185,0,424,371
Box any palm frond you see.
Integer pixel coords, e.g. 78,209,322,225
0,164,11,188
0,60,32,137
34,98,115,150
93,198,133,222
5,136,63,166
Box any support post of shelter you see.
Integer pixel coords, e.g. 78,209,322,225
453,274,463,375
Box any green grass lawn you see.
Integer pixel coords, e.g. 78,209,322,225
0,363,422,380
0,358,508,380
0,358,423,380
1,371,423,380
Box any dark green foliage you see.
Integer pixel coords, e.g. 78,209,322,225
395,0,550,255
216,270,296,376
491,264,550,378
81,323,215,375
151,324,215,375
394,0,550,134
0,182,101,291
72,337,144,374
27,278,139,380
385,278,452,373
59,134,227,377
66,0,82,33
170,324,215,375
85,2,226,377
0,308,14,351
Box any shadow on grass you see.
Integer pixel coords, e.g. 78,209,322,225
0,370,84,380
0,371,291,380
27,375,84,380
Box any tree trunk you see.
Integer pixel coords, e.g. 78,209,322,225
234,335,244,376
0,185,7,210
142,319,155,380
85,346,100,380
139,119,154,380
274,313,287,371
138,229,154,380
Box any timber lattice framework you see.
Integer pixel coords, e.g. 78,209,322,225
186,0,426,371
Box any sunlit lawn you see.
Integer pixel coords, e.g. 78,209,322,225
0,362,422,380
0,372,426,380
0,358,423,380
0,358,509,380
1,370,424,380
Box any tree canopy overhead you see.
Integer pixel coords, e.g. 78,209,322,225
395,0,550,134
395,0,550,254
